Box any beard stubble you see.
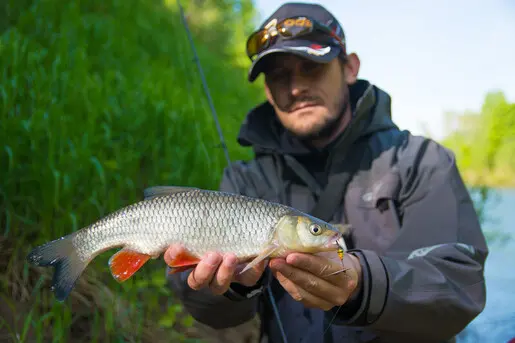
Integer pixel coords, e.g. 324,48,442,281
271,83,350,143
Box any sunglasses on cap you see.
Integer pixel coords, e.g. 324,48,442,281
246,16,346,61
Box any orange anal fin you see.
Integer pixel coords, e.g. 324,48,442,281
109,249,151,282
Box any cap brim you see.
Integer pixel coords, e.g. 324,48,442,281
247,39,341,82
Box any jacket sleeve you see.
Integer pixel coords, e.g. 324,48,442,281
166,163,262,329
330,136,489,341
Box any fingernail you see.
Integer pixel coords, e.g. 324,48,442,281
166,245,178,257
286,255,297,265
225,254,238,268
270,259,285,269
205,253,219,266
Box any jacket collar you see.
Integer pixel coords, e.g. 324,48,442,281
236,79,398,157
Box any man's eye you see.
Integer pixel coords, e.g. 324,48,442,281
268,69,287,79
303,62,322,73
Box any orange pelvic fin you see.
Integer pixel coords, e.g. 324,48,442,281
109,248,151,282
166,249,201,274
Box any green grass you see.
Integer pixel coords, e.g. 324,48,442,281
0,0,264,341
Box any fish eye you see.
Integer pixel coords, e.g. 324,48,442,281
309,223,323,235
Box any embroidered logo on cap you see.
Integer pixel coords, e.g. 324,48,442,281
288,45,331,56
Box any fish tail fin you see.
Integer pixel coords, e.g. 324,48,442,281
26,235,87,302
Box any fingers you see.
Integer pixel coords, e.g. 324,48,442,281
285,253,349,284
269,259,349,305
208,253,239,295
273,270,335,311
183,251,242,295
163,244,183,267
187,252,223,290
164,245,267,295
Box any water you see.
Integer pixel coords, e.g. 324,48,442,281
457,188,515,343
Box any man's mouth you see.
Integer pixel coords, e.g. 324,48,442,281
290,101,318,112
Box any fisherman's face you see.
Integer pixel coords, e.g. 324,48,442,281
263,53,359,143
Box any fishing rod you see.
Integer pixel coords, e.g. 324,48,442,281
175,0,237,194
175,1,289,343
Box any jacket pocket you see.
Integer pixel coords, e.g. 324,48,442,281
344,170,402,253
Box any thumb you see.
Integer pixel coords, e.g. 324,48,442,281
164,244,185,267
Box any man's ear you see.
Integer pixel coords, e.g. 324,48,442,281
342,53,360,85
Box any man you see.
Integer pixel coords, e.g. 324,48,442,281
166,2,488,342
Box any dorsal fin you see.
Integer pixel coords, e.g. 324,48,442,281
143,186,199,200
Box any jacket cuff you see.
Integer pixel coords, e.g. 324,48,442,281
224,282,266,301
329,249,389,325
223,268,270,301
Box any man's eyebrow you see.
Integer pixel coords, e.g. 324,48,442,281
264,62,286,72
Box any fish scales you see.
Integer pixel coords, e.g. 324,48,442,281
72,189,290,262
27,186,346,301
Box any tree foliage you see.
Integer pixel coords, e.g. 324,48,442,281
174,0,260,68
441,91,515,188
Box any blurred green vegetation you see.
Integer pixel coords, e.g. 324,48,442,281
0,0,264,342
441,91,515,189
440,91,515,245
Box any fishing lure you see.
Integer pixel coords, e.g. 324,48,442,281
337,246,344,261
324,243,350,277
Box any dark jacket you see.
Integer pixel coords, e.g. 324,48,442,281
167,80,488,343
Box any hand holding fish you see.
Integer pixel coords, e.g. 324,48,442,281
164,244,267,295
269,251,362,311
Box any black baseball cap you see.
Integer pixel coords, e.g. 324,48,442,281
247,2,346,82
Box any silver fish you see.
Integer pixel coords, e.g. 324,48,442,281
27,186,347,301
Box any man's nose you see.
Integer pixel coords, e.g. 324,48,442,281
290,68,310,96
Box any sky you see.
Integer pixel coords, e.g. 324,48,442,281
253,0,515,140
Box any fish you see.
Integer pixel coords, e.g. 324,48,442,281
26,185,348,301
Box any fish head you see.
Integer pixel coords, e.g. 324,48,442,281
275,213,344,253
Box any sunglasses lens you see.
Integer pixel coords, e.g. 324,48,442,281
246,17,323,59
247,30,270,58
277,17,313,37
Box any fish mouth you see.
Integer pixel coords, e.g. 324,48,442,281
325,233,347,251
